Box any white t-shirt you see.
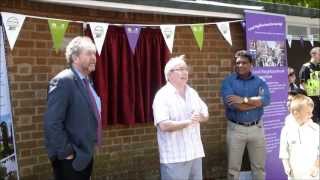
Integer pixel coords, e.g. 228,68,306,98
279,114,320,179
152,82,208,164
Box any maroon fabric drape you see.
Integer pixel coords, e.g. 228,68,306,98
86,26,169,127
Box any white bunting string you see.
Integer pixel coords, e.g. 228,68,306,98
1,11,243,27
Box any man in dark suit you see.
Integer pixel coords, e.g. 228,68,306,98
44,36,101,180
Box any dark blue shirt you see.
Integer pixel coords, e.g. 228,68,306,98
220,73,270,123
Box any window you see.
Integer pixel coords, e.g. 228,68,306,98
287,25,307,36
310,27,320,38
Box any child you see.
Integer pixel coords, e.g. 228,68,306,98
279,94,320,179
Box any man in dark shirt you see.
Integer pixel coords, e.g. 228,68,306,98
221,50,271,180
299,47,320,123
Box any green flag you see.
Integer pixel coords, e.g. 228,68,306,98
191,24,204,50
48,19,69,52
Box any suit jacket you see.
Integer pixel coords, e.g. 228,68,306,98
44,68,98,171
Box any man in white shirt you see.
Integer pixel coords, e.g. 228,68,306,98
152,55,209,180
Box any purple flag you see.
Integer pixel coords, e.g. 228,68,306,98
125,25,141,54
300,36,304,48
240,21,246,30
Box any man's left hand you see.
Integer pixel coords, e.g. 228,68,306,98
227,95,243,105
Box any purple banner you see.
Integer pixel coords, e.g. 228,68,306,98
245,11,288,180
124,25,141,54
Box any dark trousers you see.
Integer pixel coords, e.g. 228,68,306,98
51,158,93,180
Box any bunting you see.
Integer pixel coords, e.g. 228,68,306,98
308,34,314,47
287,35,292,48
241,21,246,30
124,25,141,54
15,11,320,54
1,12,26,50
191,24,204,50
216,22,232,46
1,11,319,54
300,36,304,48
89,22,109,56
48,19,69,53
160,25,176,53
0,11,246,52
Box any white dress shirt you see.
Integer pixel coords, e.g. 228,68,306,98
153,82,208,164
74,68,101,114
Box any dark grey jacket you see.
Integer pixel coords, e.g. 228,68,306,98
44,68,98,171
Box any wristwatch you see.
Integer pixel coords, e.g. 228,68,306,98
243,97,249,103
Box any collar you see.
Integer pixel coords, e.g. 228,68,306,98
309,61,320,67
287,115,315,129
310,59,320,64
72,65,87,80
236,72,254,80
166,82,190,95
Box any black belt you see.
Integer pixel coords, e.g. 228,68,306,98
229,119,260,127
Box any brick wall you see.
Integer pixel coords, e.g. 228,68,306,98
1,0,245,179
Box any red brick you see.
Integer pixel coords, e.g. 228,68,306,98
12,57,36,64
12,91,35,98
15,40,35,48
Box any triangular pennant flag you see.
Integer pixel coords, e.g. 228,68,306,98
160,25,176,53
89,22,109,56
287,35,293,48
241,21,246,30
308,35,314,47
216,22,232,46
124,25,141,54
48,19,69,53
300,36,304,48
1,12,26,50
191,24,204,50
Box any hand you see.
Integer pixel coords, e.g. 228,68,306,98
191,112,202,123
285,168,292,177
310,166,319,177
65,154,74,160
226,95,243,105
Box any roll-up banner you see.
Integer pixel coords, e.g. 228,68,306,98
0,25,20,179
245,10,288,180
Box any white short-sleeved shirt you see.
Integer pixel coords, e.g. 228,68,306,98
279,114,320,179
152,82,208,164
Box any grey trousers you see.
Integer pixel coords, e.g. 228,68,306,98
160,158,203,180
227,121,266,180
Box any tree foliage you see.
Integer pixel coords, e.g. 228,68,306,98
259,0,320,9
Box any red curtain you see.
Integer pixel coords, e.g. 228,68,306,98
86,26,169,127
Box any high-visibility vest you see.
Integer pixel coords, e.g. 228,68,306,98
305,70,320,96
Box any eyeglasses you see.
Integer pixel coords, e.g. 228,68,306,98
171,67,189,72
288,72,295,76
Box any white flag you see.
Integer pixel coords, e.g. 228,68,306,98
287,35,293,48
216,22,232,46
89,22,109,56
160,25,175,53
308,35,314,47
1,12,26,50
